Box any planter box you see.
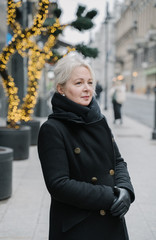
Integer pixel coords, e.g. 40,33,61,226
0,126,31,160
0,146,13,200
20,119,40,145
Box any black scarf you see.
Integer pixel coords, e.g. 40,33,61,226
48,92,103,124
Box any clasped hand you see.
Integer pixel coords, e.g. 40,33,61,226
110,187,131,218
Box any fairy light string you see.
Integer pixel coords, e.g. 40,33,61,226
0,0,51,127
0,0,93,127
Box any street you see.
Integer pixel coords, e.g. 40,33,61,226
123,93,155,129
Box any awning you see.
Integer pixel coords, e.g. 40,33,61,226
144,67,156,75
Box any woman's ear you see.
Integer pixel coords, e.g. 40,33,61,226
57,84,64,95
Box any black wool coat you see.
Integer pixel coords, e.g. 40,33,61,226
38,93,135,240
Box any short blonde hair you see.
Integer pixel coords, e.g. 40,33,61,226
53,52,96,92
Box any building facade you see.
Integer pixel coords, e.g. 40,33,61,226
115,0,156,93
91,0,156,94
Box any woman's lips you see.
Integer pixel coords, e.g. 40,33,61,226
82,96,89,99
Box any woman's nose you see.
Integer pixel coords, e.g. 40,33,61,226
83,83,89,90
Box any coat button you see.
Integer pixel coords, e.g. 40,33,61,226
109,169,115,176
100,209,106,216
91,177,97,183
74,147,81,154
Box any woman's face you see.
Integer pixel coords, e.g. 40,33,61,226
58,66,94,106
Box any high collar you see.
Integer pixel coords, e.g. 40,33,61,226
48,92,103,124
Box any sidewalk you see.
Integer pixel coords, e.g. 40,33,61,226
0,111,156,240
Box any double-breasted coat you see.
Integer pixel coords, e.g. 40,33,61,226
38,93,135,240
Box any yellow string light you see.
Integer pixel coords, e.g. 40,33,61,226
63,46,76,57
0,0,71,126
0,0,55,126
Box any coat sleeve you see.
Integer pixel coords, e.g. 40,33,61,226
38,121,115,211
113,139,135,202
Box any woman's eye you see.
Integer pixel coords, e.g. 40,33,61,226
76,81,81,85
88,81,93,85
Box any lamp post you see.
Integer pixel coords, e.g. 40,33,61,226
152,82,156,140
103,2,112,110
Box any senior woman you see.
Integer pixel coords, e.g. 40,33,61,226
37,53,135,240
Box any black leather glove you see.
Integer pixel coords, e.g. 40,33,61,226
110,187,131,218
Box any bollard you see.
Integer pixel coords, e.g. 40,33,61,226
0,146,13,200
152,86,156,140
0,126,31,160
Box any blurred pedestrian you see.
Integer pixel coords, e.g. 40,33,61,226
146,84,151,98
38,53,135,240
130,83,134,92
95,81,103,103
110,81,126,124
